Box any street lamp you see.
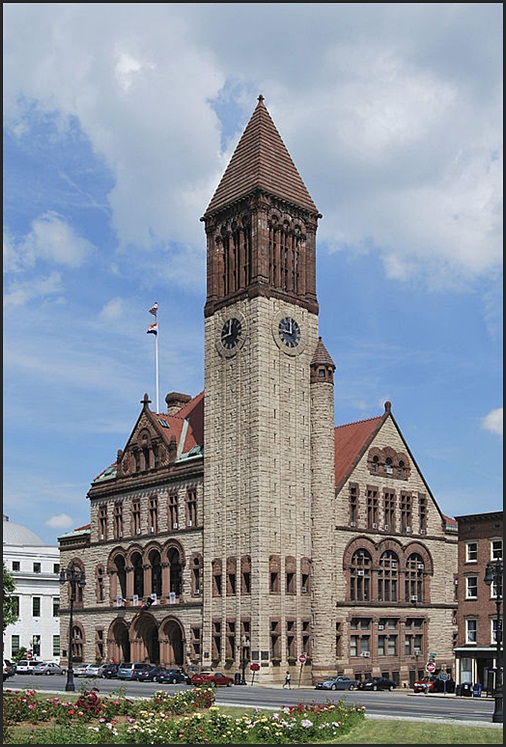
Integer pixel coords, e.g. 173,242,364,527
484,559,503,724
240,635,250,685
59,564,86,692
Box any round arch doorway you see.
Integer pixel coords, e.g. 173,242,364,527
107,619,130,664
130,614,160,663
160,618,185,667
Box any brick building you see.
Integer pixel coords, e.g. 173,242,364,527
454,511,503,691
59,96,459,686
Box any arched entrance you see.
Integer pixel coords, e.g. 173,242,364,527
108,619,130,663
160,618,185,667
131,613,159,663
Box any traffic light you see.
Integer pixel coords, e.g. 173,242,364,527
144,596,154,610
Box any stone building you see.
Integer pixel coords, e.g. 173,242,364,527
59,96,458,686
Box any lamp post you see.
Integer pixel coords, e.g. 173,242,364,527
484,559,503,724
59,564,86,692
240,635,250,685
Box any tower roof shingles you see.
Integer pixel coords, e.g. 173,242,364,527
205,96,319,216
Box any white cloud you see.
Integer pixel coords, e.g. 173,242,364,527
3,4,502,288
481,408,503,437
45,513,75,530
5,212,93,271
3,270,63,307
99,297,127,322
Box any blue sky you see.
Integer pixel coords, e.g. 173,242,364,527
3,3,503,546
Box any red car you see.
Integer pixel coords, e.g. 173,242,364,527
190,671,233,687
413,677,455,693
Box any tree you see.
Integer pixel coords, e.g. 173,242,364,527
3,563,18,631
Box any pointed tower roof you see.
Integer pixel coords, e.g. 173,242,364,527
205,95,319,216
311,337,336,370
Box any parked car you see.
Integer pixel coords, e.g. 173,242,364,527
83,664,101,677
315,675,359,691
73,663,96,677
190,671,233,687
117,662,149,680
3,659,16,681
15,659,42,674
413,677,456,694
99,663,119,679
153,668,191,685
32,662,65,676
359,677,397,691
133,664,165,682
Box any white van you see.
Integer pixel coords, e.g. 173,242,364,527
15,659,43,674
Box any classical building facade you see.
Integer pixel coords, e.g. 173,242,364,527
59,97,459,685
3,515,61,663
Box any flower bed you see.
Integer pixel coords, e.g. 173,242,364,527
3,686,365,744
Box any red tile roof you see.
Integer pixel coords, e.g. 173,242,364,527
334,415,383,488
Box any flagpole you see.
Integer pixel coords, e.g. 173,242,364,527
147,302,160,413
155,317,159,414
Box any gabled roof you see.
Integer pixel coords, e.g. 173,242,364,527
334,402,452,524
92,391,204,484
334,414,384,488
204,95,319,216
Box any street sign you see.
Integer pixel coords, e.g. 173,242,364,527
250,663,260,671
298,653,307,664
429,652,437,659
426,661,436,673
26,652,33,659
439,673,450,681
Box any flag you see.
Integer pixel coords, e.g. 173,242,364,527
147,323,158,335
149,302,158,316
132,596,155,620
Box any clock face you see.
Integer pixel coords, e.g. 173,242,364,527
221,317,242,349
278,317,301,348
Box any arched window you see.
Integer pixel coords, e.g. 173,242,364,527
132,552,144,598
378,550,399,602
96,565,105,603
350,549,372,601
168,547,182,596
114,555,127,599
71,623,85,663
191,555,202,596
405,553,425,603
149,549,162,597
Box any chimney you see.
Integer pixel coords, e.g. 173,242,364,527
165,392,191,415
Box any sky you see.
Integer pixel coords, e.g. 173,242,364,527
3,3,503,546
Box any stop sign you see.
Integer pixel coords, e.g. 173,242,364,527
250,662,260,671
26,652,33,659
298,653,307,664
426,661,436,673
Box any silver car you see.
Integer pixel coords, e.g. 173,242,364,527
32,662,65,676
73,663,95,677
315,675,359,691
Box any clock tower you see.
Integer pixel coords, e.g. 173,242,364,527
201,96,334,678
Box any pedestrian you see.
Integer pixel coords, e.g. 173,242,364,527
283,670,291,689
